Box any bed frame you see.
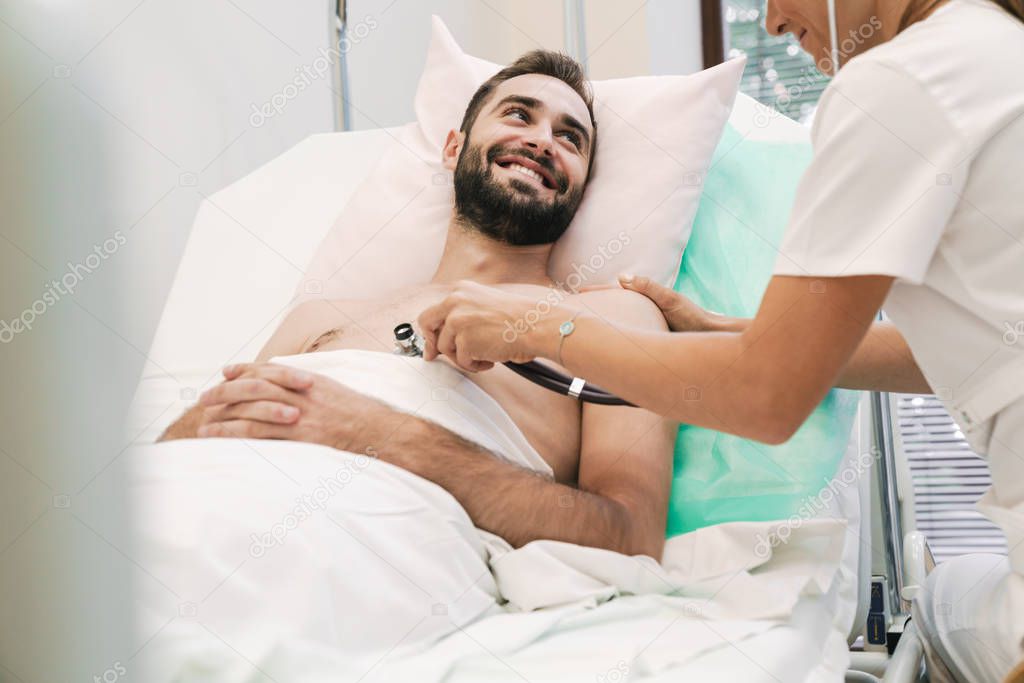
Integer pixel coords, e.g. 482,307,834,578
847,391,932,682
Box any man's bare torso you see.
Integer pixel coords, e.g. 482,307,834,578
267,282,612,483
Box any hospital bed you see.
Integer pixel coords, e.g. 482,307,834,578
126,94,934,682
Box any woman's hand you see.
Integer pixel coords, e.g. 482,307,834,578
589,274,724,333
417,280,569,372
611,274,720,332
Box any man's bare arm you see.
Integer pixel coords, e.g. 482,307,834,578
157,404,206,441
371,411,660,556
573,288,676,559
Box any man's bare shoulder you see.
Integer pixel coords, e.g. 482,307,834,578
572,286,669,331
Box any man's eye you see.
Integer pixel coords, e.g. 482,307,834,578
505,108,529,121
559,131,582,149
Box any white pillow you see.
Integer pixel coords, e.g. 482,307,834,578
297,17,743,300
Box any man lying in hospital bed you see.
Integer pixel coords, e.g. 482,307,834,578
158,50,677,559
130,44,851,682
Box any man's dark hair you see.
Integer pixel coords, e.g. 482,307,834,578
458,50,596,156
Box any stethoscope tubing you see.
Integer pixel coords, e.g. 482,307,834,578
394,323,635,407
504,361,635,407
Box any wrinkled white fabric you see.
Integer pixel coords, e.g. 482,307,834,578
128,350,847,681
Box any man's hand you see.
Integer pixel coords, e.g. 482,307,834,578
197,362,394,454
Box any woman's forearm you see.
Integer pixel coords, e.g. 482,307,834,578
702,316,930,394
836,322,931,393
538,315,797,443
528,276,896,444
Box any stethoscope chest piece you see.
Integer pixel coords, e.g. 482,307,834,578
393,323,425,357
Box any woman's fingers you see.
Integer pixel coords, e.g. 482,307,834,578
203,400,299,425
579,275,682,314
454,332,479,372
417,297,457,359
617,273,710,332
421,328,439,361
435,320,458,362
577,283,620,293
617,274,678,310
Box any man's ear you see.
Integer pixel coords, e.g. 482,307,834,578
441,129,465,171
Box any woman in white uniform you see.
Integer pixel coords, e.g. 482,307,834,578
418,0,1024,680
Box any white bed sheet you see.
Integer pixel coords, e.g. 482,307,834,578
434,590,850,683
126,434,850,683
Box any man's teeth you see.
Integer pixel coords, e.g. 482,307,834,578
508,163,545,186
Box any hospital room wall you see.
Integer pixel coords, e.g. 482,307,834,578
343,0,705,129
0,1,338,679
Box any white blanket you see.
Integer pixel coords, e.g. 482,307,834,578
127,350,848,682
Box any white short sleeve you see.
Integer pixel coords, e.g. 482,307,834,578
773,59,970,284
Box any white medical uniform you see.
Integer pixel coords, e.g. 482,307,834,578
772,1,1024,680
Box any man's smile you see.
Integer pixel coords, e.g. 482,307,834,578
492,154,558,191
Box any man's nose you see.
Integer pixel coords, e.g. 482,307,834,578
522,126,555,156
764,0,786,37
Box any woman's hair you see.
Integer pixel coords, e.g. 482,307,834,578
994,0,1024,22
903,0,1024,30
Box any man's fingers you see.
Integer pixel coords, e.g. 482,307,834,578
221,363,314,390
197,419,285,439
204,400,299,425
199,378,299,408
221,364,245,380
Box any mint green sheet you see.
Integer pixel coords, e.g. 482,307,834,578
666,124,861,537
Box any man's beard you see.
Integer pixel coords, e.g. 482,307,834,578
452,141,585,246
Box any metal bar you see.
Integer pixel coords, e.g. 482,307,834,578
872,391,908,613
562,0,588,73
332,0,351,131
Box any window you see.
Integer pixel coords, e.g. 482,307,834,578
703,0,828,124
897,395,1007,563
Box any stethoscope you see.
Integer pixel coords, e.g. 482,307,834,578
393,323,635,407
